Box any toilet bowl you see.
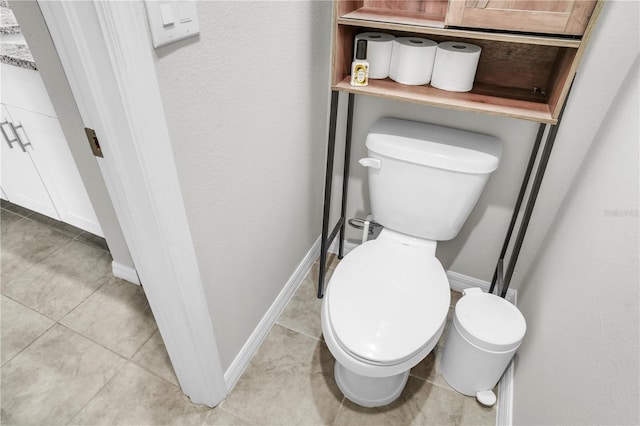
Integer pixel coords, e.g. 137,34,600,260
321,117,502,408
321,229,450,407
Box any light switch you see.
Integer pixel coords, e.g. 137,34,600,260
145,1,200,48
178,3,192,23
159,3,174,27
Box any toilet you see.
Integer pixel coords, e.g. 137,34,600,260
321,117,501,408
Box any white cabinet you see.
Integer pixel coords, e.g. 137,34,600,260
1,105,59,218
0,64,103,236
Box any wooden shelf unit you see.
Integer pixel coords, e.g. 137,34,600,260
331,1,602,124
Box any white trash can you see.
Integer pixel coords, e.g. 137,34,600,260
441,287,526,406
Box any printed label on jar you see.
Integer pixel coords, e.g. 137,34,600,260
351,63,369,86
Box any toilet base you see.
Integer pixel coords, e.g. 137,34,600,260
334,361,410,408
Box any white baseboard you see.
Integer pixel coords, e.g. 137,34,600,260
329,238,516,425
447,270,517,304
496,359,515,426
327,238,358,257
223,236,321,392
112,261,140,285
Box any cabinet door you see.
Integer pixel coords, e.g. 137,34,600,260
0,105,60,219
0,64,57,117
445,0,597,36
6,105,103,236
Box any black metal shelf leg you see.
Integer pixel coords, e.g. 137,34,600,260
338,94,356,259
501,109,565,298
489,123,546,295
318,91,340,299
490,81,572,298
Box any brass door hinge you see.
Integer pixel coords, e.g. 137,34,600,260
85,127,103,158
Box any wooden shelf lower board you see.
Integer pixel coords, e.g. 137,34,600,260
333,77,556,124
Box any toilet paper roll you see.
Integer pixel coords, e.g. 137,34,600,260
389,37,438,85
431,42,482,92
354,33,395,79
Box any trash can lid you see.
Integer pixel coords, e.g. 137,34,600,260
454,289,526,352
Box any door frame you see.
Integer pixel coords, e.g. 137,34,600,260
37,0,227,406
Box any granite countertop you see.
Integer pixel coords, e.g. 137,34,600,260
1,42,35,70
0,3,18,34
0,5,37,70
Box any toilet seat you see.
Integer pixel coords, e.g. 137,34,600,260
326,234,450,366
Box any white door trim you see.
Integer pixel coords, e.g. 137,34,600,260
38,1,226,406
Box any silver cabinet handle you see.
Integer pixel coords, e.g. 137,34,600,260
0,120,30,152
0,120,18,150
11,122,31,152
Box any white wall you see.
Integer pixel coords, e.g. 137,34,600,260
152,1,332,370
513,54,639,425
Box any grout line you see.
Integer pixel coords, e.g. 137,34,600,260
0,205,34,219
214,399,261,425
1,321,128,425
331,396,346,425
71,234,111,254
56,315,177,394
128,328,158,360
456,395,468,425
428,377,462,394
56,308,159,365
55,323,128,362
21,213,83,240
0,299,57,368
0,293,60,323
65,354,129,425
125,329,188,390
204,405,252,425
51,326,167,417
0,211,27,227
0,237,75,290
127,355,181,390
57,276,114,325
4,292,169,397
274,322,323,342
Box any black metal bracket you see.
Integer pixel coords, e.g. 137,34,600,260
318,91,355,298
490,98,569,298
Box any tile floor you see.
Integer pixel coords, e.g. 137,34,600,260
1,201,496,425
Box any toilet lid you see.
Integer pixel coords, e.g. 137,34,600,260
327,238,450,365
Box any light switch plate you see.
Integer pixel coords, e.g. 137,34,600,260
145,1,199,48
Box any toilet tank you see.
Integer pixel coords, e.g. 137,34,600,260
365,118,501,241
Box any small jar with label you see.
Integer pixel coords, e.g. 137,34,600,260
350,39,369,87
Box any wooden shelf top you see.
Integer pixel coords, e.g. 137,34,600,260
333,77,557,124
338,9,582,48
341,7,446,29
